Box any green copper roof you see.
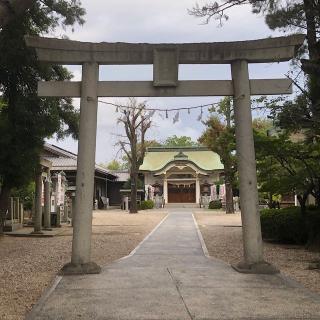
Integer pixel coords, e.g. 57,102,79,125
139,147,224,172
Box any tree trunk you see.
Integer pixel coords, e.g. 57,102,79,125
224,100,234,214
0,185,11,234
297,192,309,215
303,0,320,124
130,170,138,214
224,162,234,213
225,181,234,213
303,0,318,61
312,184,320,208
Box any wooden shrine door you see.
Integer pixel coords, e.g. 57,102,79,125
168,183,196,203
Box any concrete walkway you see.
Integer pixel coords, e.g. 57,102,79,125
27,209,320,320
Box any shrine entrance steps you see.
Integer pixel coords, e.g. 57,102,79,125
165,203,198,208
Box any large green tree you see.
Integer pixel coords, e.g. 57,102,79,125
199,97,236,213
0,0,85,230
102,160,123,171
189,0,320,136
255,130,320,212
162,135,198,147
252,96,320,211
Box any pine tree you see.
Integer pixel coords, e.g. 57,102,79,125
189,0,320,135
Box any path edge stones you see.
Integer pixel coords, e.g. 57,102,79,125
25,275,63,320
192,213,210,258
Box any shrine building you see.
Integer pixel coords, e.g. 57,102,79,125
140,147,224,204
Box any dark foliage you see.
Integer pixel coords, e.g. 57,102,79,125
209,200,222,209
261,206,320,246
138,200,154,210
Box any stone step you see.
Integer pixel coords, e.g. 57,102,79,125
165,203,199,208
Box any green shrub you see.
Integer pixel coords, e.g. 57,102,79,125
208,200,222,210
139,200,154,210
260,207,308,244
260,208,280,240
306,204,318,211
261,206,320,246
305,210,320,248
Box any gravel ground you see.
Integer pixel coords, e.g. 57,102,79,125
0,209,167,320
195,211,320,294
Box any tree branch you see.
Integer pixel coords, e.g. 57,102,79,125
188,0,249,24
118,141,132,162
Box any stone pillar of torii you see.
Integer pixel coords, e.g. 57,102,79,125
25,34,305,275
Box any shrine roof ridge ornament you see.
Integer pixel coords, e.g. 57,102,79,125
174,151,189,160
24,34,305,65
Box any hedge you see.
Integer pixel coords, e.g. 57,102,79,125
208,200,222,210
305,206,320,248
138,200,154,210
260,206,320,245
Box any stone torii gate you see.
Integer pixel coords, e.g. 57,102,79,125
25,34,304,275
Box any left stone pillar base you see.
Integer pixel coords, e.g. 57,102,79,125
60,262,101,275
232,261,279,274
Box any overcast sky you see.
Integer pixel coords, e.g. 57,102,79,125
47,0,293,164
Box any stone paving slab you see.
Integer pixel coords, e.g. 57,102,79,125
169,267,297,289
30,287,190,320
112,254,213,269
26,210,320,320
180,286,320,320
57,267,175,290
